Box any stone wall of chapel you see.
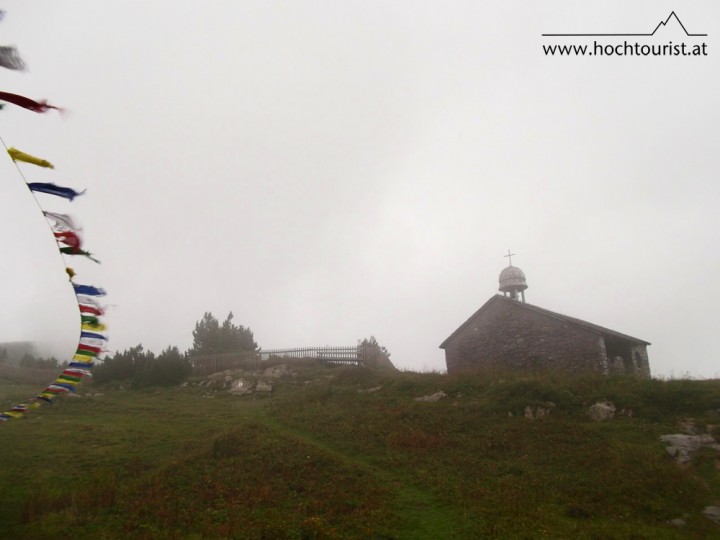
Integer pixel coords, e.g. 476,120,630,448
445,299,605,375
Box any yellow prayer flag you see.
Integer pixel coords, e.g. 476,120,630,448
55,378,79,386
81,322,107,332
7,147,54,169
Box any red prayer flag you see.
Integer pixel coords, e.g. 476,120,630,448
0,91,62,113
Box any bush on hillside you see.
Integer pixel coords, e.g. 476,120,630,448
133,346,192,387
94,345,192,387
94,345,154,384
18,354,64,370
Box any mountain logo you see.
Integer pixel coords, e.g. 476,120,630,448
542,11,707,37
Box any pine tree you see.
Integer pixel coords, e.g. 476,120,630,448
190,311,258,356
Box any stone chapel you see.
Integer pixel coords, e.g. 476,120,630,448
439,259,651,377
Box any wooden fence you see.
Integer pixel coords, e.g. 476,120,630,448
191,346,367,377
261,346,361,364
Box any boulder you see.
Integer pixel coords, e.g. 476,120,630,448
263,364,292,378
228,378,253,396
677,417,700,435
703,506,720,525
588,401,616,421
660,434,720,464
414,391,447,403
524,406,552,420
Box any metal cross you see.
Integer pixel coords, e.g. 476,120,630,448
504,250,515,266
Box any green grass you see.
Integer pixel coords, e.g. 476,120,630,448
1,369,719,539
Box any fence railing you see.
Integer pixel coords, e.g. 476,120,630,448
261,346,361,363
191,346,369,377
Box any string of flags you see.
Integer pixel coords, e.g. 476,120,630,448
0,11,108,423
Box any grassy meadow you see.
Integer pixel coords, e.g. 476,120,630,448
1,367,720,539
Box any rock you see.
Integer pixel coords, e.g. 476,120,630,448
229,378,254,396
660,434,720,464
588,401,616,421
703,506,720,525
525,405,553,420
263,364,291,378
414,391,447,403
668,518,686,527
358,386,382,393
677,417,700,435
255,381,273,393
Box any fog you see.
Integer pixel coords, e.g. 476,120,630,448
0,1,718,376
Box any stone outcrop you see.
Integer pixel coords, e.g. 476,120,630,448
703,506,720,525
524,404,554,420
199,366,291,396
660,433,720,464
414,391,447,403
588,401,616,421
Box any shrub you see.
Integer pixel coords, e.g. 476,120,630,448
93,345,153,384
133,346,192,388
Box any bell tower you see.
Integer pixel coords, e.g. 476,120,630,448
498,250,528,302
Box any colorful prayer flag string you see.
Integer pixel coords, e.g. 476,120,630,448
0,10,108,423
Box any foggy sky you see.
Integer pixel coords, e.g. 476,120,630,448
0,1,718,377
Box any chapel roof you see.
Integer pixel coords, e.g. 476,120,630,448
439,295,650,349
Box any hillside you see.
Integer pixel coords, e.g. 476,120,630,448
1,366,719,539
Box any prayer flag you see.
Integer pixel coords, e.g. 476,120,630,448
0,46,26,70
76,295,103,308
58,374,82,383
68,361,96,369
0,91,62,113
7,147,53,168
54,231,82,249
79,304,104,316
44,212,82,232
77,344,102,354
72,353,96,362
49,383,76,393
28,182,85,201
80,331,106,341
60,247,100,263
74,284,106,296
